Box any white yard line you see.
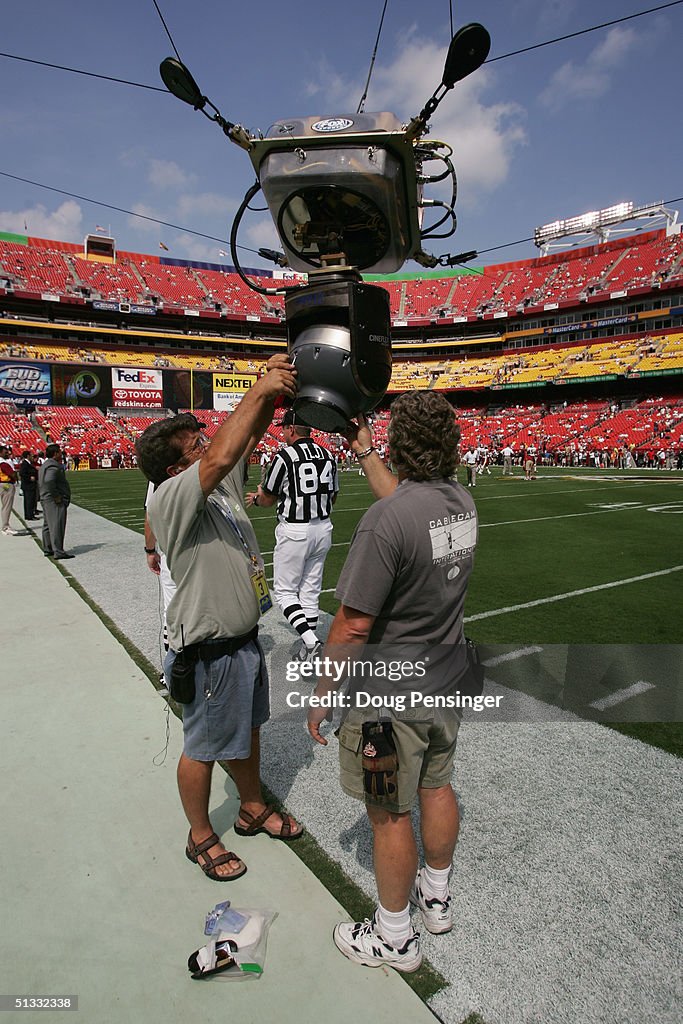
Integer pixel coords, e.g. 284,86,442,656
589,680,656,711
464,564,683,622
480,503,652,528
483,646,544,667
261,502,655,557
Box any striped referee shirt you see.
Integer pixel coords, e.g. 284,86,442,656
263,439,339,522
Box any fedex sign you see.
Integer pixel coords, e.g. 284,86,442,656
112,367,163,408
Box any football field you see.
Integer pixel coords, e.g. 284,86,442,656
67,464,683,754
58,464,682,1023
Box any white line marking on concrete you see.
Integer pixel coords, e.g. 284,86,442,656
464,564,683,622
483,646,544,667
589,681,656,711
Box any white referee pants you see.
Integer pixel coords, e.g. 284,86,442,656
273,518,333,624
159,552,176,615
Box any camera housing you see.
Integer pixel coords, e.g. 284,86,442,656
252,112,420,274
159,22,491,429
286,271,391,432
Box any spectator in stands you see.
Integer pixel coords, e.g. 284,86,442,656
19,451,39,520
137,354,302,883
0,445,18,535
38,444,73,559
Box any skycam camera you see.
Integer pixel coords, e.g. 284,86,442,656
159,22,491,432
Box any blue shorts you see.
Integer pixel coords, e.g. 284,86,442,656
165,639,270,761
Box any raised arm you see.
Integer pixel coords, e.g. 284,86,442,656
198,356,296,498
346,414,397,500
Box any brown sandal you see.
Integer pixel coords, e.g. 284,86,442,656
185,830,247,881
234,805,303,842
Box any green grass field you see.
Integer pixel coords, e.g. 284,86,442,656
67,463,683,755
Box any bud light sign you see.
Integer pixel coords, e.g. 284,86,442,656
0,362,51,405
111,367,164,408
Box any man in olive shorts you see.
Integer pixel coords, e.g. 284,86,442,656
308,392,478,972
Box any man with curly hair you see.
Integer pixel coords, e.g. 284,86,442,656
308,391,478,973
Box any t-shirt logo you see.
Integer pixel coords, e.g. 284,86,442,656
429,511,476,566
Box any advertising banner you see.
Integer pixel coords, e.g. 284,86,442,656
213,372,258,393
111,367,164,408
0,362,51,406
51,365,112,407
165,370,214,411
213,371,258,412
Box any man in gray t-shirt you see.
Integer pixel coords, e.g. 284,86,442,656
137,355,303,884
308,391,478,974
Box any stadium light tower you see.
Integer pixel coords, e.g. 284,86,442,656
534,200,680,256
158,23,491,432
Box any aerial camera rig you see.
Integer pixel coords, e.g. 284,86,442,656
160,22,491,431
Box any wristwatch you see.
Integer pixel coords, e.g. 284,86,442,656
144,546,156,554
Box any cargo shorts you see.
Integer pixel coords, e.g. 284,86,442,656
338,707,460,814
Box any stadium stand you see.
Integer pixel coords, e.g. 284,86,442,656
1,227,682,470
3,228,683,320
35,407,136,458
0,407,46,451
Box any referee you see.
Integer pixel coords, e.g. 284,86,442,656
247,409,338,658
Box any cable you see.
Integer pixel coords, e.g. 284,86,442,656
229,181,286,294
2,2,680,95
0,51,167,92
3,167,681,270
151,0,183,63
0,169,263,259
357,0,389,115
486,1,683,65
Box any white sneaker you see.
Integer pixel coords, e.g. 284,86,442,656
333,913,421,973
410,868,453,934
2,527,18,536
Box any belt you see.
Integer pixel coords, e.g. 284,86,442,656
193,625,259,662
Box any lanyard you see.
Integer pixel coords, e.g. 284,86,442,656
209,494,262,568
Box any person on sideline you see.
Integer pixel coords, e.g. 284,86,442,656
137,355,303,884
38,444,73,558
308,392,478,973
246,409,338,659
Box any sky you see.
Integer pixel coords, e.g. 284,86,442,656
0,0,681,272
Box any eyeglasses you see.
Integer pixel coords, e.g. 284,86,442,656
177,433,209,463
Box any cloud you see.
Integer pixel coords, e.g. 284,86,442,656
176,192,236,220
127,202,162,235
357,36,527,203
513,0,579,34
168,233,222,263
0,200,83,241
244,218,281,253
147,159,197,189
539,26,638,111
